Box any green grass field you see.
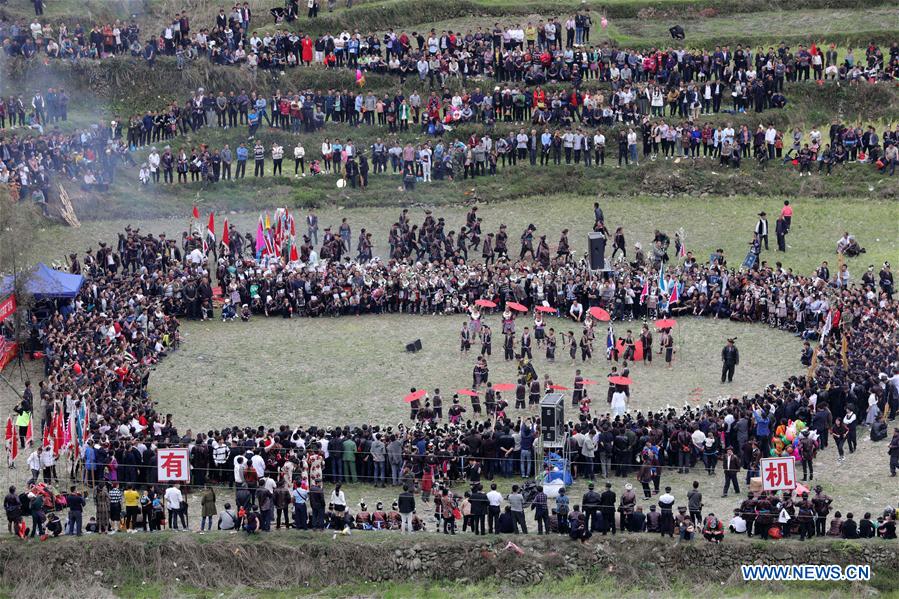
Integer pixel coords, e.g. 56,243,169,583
26,194,899,277
150,315,803,431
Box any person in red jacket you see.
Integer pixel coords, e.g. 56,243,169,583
301,35,313,65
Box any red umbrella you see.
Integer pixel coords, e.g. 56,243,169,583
655,318,676,329
506,302,528,312
403,389,427,403
456,389,479,397
588,307,611,321
608,376,633,386
535,305,556,313
548,384,569,391
492,383,517,391
474,299,496,308
581,379,599,385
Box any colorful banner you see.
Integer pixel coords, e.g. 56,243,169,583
0,294,16,324
0,340,18,372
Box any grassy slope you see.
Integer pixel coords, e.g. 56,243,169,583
22,193,899,277
0,533,897,598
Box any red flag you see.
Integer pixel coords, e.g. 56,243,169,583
4,416,11,445
207,212,216,243
192,205,200,219
290,243,299,262
668,283,679,305
10,433,17,461
640,279,649,304
222,219,230,247
25,418,32,447
53,409,64,457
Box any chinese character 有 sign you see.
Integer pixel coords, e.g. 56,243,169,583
157,448,190,482
761,456,796,492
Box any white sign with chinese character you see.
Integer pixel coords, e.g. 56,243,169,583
761,456,796,492
157,447,190,482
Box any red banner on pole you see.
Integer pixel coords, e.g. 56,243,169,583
0,295,15,324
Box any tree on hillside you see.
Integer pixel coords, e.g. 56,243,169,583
0,187,37,366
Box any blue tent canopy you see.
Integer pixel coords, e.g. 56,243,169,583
1,262,85,300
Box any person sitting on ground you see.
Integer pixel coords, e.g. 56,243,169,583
702,512,724,543
841,512,859,539
836,232,864,256
497,505,516,534
243,507,260,534
729,509,747,534
859,513,876,538
218,502,237,530
826,511,844,536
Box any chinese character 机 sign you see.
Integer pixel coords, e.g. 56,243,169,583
761,456,796,492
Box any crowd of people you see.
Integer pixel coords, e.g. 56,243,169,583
2,89,897,208
0,113,132,207
3,199,899,541
2,7,897,90
131,115,899,189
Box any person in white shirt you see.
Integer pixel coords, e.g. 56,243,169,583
271,143,284,175
569,300,583,322
233,455,247,484
164,483,184,530
330,483,347,517
626,128,638,165
486,482,503,533
260,476,277,494
147,148,160,183
764,125,777,159
27,449,41,482
611,389,627,417
293,143,305,176
420,146,432,182
593,132,606,165
251,452,266,478
729,511,747,533
722,125,735,144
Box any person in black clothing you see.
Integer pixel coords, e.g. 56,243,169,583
469,484,488,535
397,485,416,534
309,480,326,529
841,512,858,539
3,486,21,535
858,513,876,538
581,482,601,531
721,338,739,382
598,482,617,535
66,486,85,536
775,216,788,252
497,505,516,534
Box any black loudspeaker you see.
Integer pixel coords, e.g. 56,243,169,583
540,393,565,446
669,25,685,40
588,232,606,270
405,339,423,352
